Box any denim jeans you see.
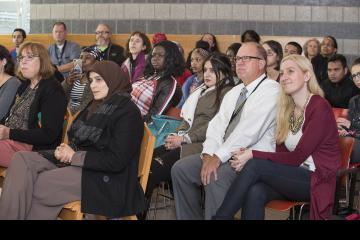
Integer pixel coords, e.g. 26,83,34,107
213,158,311,220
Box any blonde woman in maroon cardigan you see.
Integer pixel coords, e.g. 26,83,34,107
213,55,341,220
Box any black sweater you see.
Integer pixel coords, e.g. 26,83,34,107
8,76,67,150
320,73,359,108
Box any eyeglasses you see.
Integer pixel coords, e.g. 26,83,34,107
17,54,39,63
235,56,263,63
95,31,110,35
352,72,360,81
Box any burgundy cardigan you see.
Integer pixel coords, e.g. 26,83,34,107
253,95,341,220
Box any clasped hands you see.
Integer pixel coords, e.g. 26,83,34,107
229,148,253,172
164,134,183,150
200,148,253,186
54,143,75,164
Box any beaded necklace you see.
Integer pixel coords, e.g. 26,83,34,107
289,94,311,135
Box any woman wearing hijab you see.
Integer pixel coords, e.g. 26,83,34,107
0,61,145,220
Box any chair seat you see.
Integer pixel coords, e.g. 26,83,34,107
266,200,308,211
63,201,81,210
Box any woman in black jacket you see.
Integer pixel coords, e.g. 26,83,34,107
0,61,145,219
0,42,67,167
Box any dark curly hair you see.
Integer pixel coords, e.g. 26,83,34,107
203,53,235,111
0,45,15,75
125,31,152,58
143,40,185,79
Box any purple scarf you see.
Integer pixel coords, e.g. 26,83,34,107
121,51,147,84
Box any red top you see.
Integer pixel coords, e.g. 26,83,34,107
175,69,192,87
253,95,341,220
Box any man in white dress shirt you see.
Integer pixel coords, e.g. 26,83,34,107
171,42,280,220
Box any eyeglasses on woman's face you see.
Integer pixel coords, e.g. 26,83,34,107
352,72,360,81
17,54,39,63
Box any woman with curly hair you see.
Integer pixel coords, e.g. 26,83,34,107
131,40,185,122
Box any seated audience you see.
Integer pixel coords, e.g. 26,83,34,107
9,28,26,63
178,48,210,108
241,30,261,43
131,40,184,122
337,57,360,164
226,42,242,83
121,31,152,84
48,22,81,78
62,46,103,114
320,54,359,108
303,38,320,61
263,40,283,81
201,33,219,52
152,32,167,45
312,36,338,84
171,42,279,220
142,53,236,218
172,41,192,87
186,40,210,72
213,55,340,220
320,36,338,59
0,45,21,121
0,42,67,167
284,41,302,57
0,61,145,220
91,23,125,66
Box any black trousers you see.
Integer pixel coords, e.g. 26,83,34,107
350,138,360,163
145,145,180,199
213,158,311,220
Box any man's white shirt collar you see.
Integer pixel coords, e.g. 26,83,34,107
240,73,267,97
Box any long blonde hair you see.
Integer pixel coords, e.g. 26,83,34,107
275,55,324,144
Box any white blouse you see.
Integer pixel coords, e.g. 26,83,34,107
284,110,316,172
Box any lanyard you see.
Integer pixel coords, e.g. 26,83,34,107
55,40,67,65
228,75,267,124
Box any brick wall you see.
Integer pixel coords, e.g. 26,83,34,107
29,0,360,62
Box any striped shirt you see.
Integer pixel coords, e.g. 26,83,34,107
70,79,86,108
